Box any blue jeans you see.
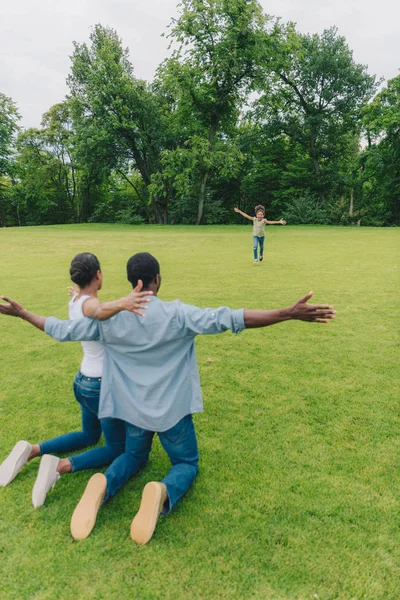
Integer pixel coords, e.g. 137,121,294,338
253,236,264,260
39,371,125,472
104,414,199,514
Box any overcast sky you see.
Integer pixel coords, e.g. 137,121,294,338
1,0,399,129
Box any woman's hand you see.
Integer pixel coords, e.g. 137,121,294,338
68,284,79,298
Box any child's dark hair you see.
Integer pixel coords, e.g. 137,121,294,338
127,252,160,289
70,253,101,287
255,205,265,215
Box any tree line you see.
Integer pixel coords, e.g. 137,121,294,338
0,0,399,227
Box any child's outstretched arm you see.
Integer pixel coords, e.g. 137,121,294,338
264,218,286,225
234,207,253,221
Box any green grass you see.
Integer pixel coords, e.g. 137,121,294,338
0,224,398,600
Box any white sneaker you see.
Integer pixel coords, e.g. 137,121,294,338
32,454,60,508
0,441,32,486
254,259,258,263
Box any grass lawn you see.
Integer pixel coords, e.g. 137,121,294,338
0,224,399,600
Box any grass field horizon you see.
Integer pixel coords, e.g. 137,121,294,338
0,224,398,599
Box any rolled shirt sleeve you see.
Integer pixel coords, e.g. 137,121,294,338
176,303,245,336
44,316,101,342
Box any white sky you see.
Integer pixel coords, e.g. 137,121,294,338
1,0,399,129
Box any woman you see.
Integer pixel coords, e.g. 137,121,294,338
0,252,152,507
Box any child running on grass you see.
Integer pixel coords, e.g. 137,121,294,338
234,205,286,263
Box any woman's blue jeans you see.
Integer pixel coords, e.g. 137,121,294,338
39,371,125,472
103,414,199,514
253,235,265,260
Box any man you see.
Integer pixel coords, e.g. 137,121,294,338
0,252,335,544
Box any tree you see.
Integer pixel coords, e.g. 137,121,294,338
360,75,400,225
255,26,376,203
159,0,273,223
68,25,168,223
0,93,20,226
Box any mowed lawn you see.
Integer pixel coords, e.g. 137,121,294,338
0,224,398,600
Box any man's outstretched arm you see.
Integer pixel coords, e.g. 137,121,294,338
177,291,335,337
244,292,335,327
0,296,100,341
0,296,47,330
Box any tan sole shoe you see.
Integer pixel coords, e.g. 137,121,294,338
70,473,107,540
130,482,167,545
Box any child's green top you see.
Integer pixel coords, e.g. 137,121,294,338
252,217,266,237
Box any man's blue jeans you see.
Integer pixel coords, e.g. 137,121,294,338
39,371,125,472
253,235,265,260
104,414,199,514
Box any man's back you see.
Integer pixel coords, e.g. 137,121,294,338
45,297,245,431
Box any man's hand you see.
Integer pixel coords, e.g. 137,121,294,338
288,292,335,323
119,280,153,317
0,296,26,318
244,292,335,328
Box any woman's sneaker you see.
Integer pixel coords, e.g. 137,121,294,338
0,441,32,486
32,454,60,508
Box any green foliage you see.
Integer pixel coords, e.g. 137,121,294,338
2,3,398,226
254,26,376,204
0,93,21,226
68,25,169,223
0,92,20,177
114,209,145,225
360,75,400,225
282,191,329,224
157,0,270,222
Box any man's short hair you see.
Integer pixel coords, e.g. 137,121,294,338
127,252,160,288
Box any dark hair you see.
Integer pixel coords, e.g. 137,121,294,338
70,253,101,287
127,252,160,289
255,205,265,215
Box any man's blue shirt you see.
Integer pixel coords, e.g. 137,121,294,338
44,297,245,431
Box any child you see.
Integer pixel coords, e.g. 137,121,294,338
234,205,286,263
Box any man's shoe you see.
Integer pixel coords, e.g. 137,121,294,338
0,441,32,486
130,481,167,545
70,473,107,540
32,454,60,508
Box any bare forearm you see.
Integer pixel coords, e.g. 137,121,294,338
236,209,253,221
244,308,291,328
91,299,126,321
20,310,47,331
244,293,335,327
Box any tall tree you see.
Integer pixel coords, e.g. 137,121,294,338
160,0,273,223
360,75,400,224
255,26,376,202
0,93,20,226
68,25,168,223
